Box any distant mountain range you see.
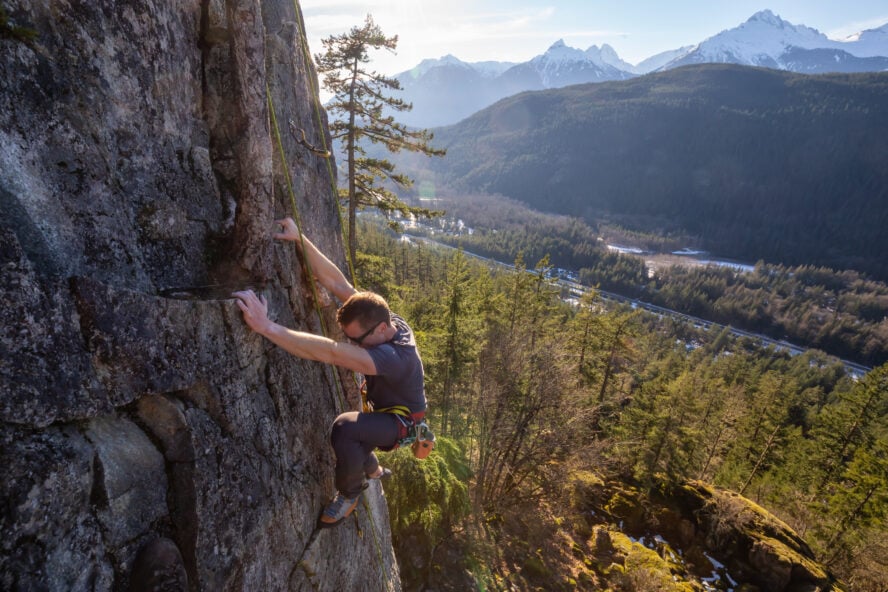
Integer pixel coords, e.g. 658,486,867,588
393,10,888,127
398,65,888,280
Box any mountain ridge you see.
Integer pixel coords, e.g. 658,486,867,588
406,65,888,281
394,10,888,127
663,9,888,71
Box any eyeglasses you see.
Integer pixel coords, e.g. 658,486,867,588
347,321,381,345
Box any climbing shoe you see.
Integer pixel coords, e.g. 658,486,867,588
129,537,188,592
318,492,360,528
367,466,392,480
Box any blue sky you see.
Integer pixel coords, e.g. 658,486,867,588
299,1,888,72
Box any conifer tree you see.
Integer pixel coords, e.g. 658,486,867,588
316,15,445,264
435,249,480,437
717,370,797,495
808,364,888,496
473,256,570,510
818,438,888,568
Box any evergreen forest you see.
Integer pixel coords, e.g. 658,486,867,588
401,194,888,369
354,222,888,592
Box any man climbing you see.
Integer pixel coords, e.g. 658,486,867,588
233,218,427,527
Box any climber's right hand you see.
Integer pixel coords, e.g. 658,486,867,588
273,217,300,242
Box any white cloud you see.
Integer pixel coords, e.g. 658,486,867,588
302,2,569,71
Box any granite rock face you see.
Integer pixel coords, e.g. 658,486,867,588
1,1,399,590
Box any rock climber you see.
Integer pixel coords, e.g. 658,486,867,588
233,217,427,527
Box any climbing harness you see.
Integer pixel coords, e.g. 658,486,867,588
362,383,435,458
379,406,436,459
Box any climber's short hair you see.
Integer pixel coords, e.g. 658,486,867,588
337,291,392,331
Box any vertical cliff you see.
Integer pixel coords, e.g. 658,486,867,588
1,1,400,590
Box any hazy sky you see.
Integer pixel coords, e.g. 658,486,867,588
299,1,888,73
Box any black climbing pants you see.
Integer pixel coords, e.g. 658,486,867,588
330,411,400,497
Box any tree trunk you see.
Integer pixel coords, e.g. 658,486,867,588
346,58,359,265
740,423,782,495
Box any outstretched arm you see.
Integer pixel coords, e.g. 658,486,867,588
274,218,356,303
233,290,376,375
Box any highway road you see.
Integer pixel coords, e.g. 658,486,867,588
404,233,873,378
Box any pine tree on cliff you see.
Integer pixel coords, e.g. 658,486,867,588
316,14,445,265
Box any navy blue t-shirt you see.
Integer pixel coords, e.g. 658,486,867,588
365,314,426,414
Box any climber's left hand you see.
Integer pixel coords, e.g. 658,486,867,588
233,290,271,334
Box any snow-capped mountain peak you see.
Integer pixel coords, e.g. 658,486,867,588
598,44,622,64
747,9,785,27
391,10,888,128
527,39,631,86
665,10,836,69
634,46,695,73
660,10,888,69
857,22,888,36
717,10,827,57
584,43,626,69
408,54,472,77
471,60,517,77
531,39,632,70
839,22,888,57
535,39,587,63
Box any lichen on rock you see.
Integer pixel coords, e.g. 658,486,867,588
580,477,845,592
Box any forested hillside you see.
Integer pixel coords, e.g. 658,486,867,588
356,223,887,592
399,196,888,368
412,65,888,281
